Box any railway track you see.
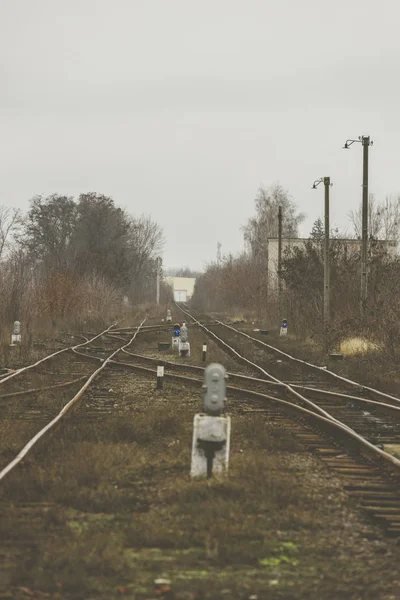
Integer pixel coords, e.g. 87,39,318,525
176,305,400,442
163,304,400,536
0,320,146,480
1,312,400,541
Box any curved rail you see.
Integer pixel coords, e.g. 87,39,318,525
0,323,119,386
176,305,358,432
118,350,400,416
0,320,146,482
175,304,400,468
216,320,400,406
110,351,400,470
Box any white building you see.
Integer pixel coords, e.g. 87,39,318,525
166,277,196,302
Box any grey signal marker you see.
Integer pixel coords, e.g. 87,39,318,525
203,363,227,415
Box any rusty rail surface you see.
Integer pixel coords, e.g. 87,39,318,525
0,320,146,482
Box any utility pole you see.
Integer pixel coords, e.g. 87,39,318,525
361,136,370,315
323,177,330,330
312,177,332,348
277,206,282,327
156,256,161,304
343,135,373,316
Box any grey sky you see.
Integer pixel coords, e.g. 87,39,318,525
2,0,400,270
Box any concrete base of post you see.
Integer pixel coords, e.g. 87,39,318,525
280,327,287,336
11,334,21,345
179,341,190,357
166,316,172,323
171,337,180,352
190,414,231,479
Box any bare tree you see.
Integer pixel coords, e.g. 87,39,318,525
0,207,21,260
242,183,305,256
380,195,400,244
349,193,400,242
127,215,164,302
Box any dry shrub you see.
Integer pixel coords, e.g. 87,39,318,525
80,274,122,319
39,271,85,324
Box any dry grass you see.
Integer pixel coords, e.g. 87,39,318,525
1,373,400,599
340,336,381,356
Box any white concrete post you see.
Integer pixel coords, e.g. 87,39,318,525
156,364,164,389
179,322,190,357
11,321,21,345
202,343,207,362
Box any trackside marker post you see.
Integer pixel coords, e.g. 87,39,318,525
11,321,21,345
166,309,172,323
172,323,180,352
156,364,164,389
280,318,288,336
202,343,207,362
179,322,190,357
191,363,231,479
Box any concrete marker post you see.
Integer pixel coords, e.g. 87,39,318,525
202,343,207,362
156,364,165,389
179,322,190,357
11,321,21,345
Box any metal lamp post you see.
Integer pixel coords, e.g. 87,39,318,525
312,177,332,341
343,136,373,315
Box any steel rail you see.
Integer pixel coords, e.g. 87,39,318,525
0,323,119,386
215,319,400,406
118,350,400,416
175,305,357,432
0,376,89,400
0,320,146,482
82,351,400,470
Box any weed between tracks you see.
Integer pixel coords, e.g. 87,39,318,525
1,356,400,598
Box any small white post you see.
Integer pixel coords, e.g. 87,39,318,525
202,343,207,362
156,364,164,389
166,309,172,323
179,322,190,357
11,321,21,345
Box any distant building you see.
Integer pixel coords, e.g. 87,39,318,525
166,277,196,302
267,237,397,289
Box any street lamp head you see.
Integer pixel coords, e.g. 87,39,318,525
312,178,323,189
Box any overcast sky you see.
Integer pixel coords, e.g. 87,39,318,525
1,0,399,270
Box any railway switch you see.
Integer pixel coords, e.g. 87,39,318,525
191,363,231,479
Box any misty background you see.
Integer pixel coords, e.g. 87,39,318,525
1,0,399,270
